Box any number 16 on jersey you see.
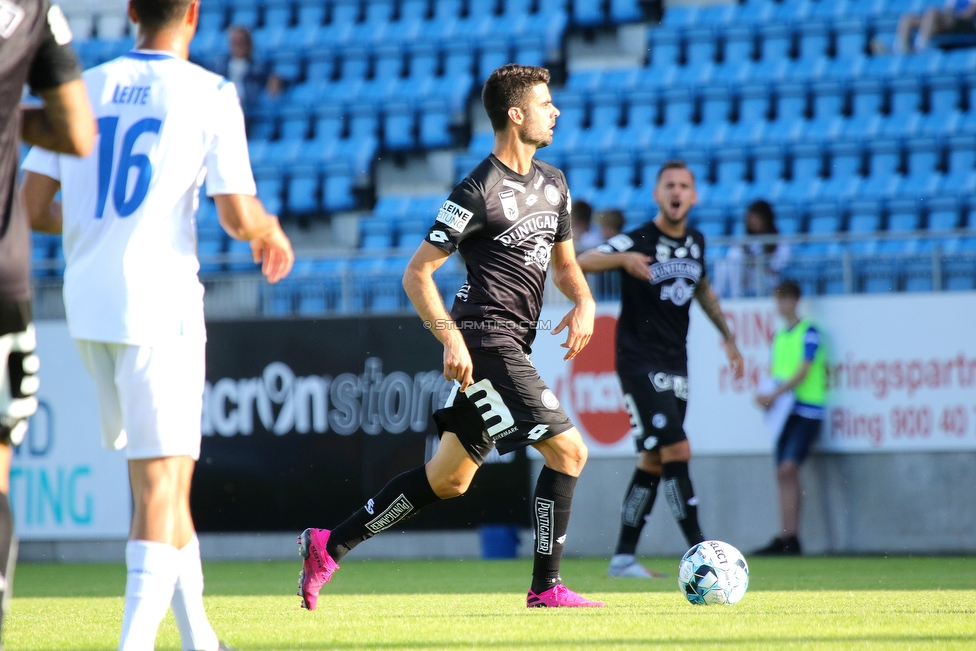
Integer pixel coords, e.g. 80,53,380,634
96,116,162,219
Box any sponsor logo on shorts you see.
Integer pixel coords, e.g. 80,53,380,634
643,435,659,450
652,413,668,429
541,389,560,410
544,184,560,206
651,372,689,400
535,497,554,554
436,200,474,232
365,499,375,514
527,424,549,440
365,494,414,533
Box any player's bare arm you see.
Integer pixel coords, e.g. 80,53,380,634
577,248,652,281
214,194,294,283
20,172,62,234
21,80,95,157
550,240,595,361
403,241,474,390
694,276,744,379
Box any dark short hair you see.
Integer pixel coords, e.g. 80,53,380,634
597,209,625,232
481,64,551,132
775,280,802,299
132,0,193,31
656,160,695,184
746,199,777,234
571,199,593,226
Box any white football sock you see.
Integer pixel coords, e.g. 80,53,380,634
119,540,179,651
171,535,219,651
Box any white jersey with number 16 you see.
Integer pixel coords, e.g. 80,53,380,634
22,50,256,346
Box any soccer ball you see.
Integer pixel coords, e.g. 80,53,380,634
678,540,749,605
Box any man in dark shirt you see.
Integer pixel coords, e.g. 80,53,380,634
297,64,603,610
0,0,94,640
578,161,744,578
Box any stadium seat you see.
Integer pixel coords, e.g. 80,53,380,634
286,165,321,216
807,200,843,234
590,91,623,129
701,86,732,125
297,1,327,27
818,141,862,199
254,166,285,217
797,20,829,61
758,23,792,62
339,45,370,80
662,87,695,126
686,26,718,67
323,161,357,212
847,198,883,234
443,43,475,78
834,17,867,59
889,76,922,116
279,107,310,141
714,146,747,187
610,0,644,23
513,34,546,68
860,137,902,198
723,26,755,65
887,198,921,233
574,0,605,26
859,259,898,293
419,99,453,149
565,153,599,195
383,101,416,150
197,3,226,34
691,206,726,238
226,0,259,29
603,150,637,189
926,196,960,230
360,218,396,250
648,30,681,67
945,134,976,184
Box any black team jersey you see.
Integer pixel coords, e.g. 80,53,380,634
0,0,82,302
425,154,573,351
597,221,707,377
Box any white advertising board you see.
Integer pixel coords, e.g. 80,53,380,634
11,322,130,539
533,292,976,456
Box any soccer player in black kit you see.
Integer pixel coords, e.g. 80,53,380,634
578,161,744,579
297,64,604,609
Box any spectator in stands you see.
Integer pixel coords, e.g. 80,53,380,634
889,0,976,53
753,281,827,556
211,26,281,112
717,200,790,299
572,199,602,252
596,209,625,243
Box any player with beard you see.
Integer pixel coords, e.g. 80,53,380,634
297,64,604,610
578,161,744,578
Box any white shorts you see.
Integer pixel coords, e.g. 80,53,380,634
74,338,206,460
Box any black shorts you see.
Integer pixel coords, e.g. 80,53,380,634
618,369,688,453
433,346,574,465
1,300,34,445
776,414,822,466
0,300,32,337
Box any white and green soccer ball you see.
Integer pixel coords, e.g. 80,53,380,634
678,540,749,605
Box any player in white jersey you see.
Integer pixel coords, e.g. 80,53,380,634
19,2,293,650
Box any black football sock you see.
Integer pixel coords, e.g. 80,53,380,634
662,461,705,546
326,466,439,562
0,491,13,640
614,468,660,556
530,466,577,595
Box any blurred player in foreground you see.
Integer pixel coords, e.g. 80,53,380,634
578,161,744,578
20,1,292,649
297,64,604,610
753,280,826,556
1,0,94,644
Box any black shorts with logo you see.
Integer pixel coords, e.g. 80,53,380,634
433,346,574,465
619,369,689,453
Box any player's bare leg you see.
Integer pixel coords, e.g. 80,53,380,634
776,461,802,544
123,456,219,651
526,429,604,607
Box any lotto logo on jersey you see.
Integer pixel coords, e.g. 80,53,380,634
436,200,474,232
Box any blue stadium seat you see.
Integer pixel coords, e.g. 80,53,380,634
197,3,226,33
565,153,599,194
610,0,644,23
552,89,586,131
887,198,921,232
772,202,800,234
477,36,509,82
723,26,755,65
397,218,430,250
812,80,845,120
443,42,475,78
225,239,258,273
714,146,747,187
254,166,285,217
807,201,843,234
945,134,976,181
331,0,361,24
348,101,379,139
406,43,439,79
758,23,792,62
889,75,922,116
590,90,623,128
419,99,452,148
700,85,732,125
323,160,357,212
603,151,637,189
573,0,604,26
926,196,960,230
264,0,293,28
662,87,694,126
360,219,396,249
797,20,829,60
339,45,370,80
775,82,807,122
859,259,898,293
846,78,882,119
926,72,960,114
286,165,321,215
816,142,861,199
648,30,681,67
373,44,405,79
790,142,823,181
227,0,259,29
312,105,344,142
847,198,883,234
383,101,416,150
637,151,668,187
624,89,657,130
691,206,726,238
196,237,225,275
682,148,711,186
834,17,867,58
860,137,902,198
903,136,940,191
364,0,395,24
513,34,546,68
279,107,310,141
298,2,327,27
686,26,718,67
399,0,429,21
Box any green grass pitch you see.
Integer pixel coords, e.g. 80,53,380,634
8,555,976,650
